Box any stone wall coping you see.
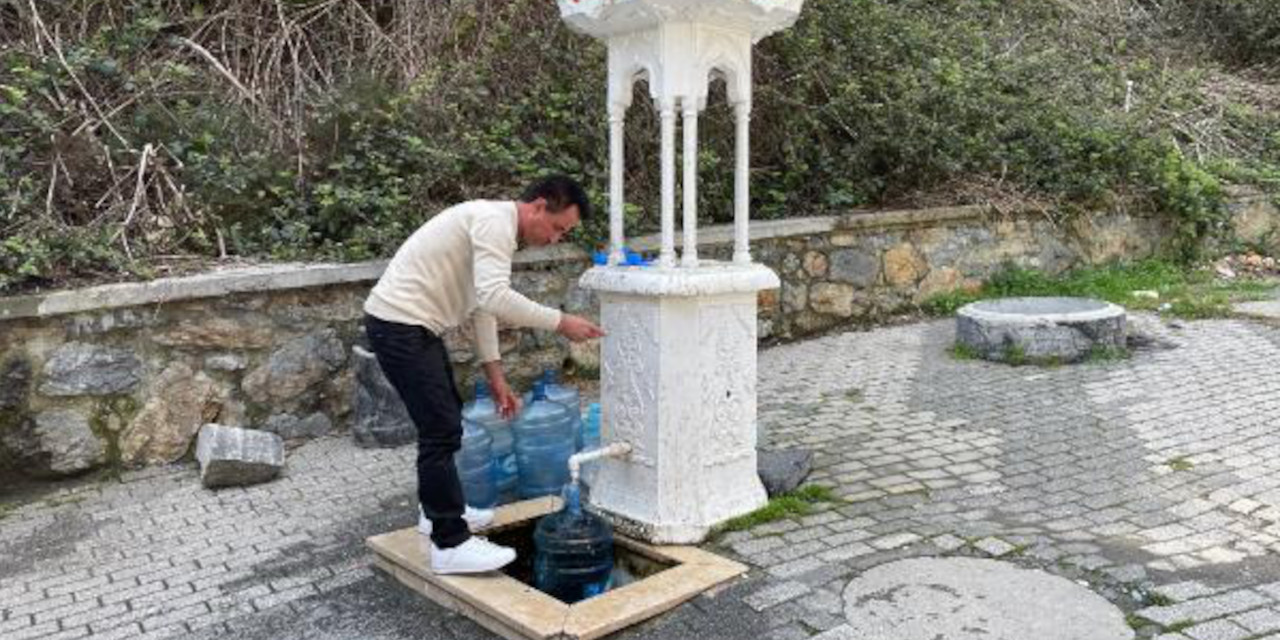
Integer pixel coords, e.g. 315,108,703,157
1,191,1267,322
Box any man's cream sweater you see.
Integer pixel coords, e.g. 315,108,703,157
363,200,562,363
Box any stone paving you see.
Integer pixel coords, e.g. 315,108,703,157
6,313,1280,639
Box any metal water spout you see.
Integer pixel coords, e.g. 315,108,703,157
568,442,632,484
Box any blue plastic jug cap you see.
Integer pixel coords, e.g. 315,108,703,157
532,380,547,401
474,379,490,399
543,368,558,385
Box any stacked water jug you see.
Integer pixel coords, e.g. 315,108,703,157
513,378,578,499
458,369,601,507
460,380,516,505
456,381,498,510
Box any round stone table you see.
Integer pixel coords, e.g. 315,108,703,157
956,297,1126,363
840,557,1134,640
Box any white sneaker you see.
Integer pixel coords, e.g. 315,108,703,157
418,504,496,536
430,536,516,575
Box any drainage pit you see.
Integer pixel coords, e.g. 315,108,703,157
367,496,748,640
489,517,672,601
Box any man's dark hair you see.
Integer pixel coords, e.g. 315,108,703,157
519,175,591,221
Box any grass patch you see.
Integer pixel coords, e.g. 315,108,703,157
1085,345,1131,363
1165,619,1195,633
923,260,1276,320
948,343,980,361
1125,613,1148,630
1166,456,1195,472
1145,592,1175,607
1003,343,1028,366
714,485,841,535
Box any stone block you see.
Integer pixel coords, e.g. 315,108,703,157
195,424,284,488
263,412,332,440
1,357,31,409
351,346,416,448
758,449,814,498
781,283,808,313
1,408,105,476
120,362,221,466
810,283,856,317
828,249,879,287
802,251,829,278
39,342,141,397
242,329,346,403
883,243,927,287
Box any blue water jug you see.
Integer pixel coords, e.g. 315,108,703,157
581,403,601,451
524,369,583,450
523,369,582,412
457,387,497,510
513,380,576,499
534,483,614,603
463,380,517,504
578,403,603,500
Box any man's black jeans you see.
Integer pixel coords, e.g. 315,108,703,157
364,314,470,549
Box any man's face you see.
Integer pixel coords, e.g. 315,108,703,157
528,200,580,246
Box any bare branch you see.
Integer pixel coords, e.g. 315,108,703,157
173,36,261,107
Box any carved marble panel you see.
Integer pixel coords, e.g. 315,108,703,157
699,301,757,467
601,298,659,467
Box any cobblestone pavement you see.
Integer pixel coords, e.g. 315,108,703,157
6,314,1280,639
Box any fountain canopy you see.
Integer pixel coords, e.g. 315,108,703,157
558,0,802,269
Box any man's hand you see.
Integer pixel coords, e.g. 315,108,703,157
557,314,606,342
492,379,522,419
482,361,522,419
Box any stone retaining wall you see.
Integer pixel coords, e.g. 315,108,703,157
1,192,1274,477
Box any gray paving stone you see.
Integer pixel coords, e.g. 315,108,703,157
743,581,812,612
973,537,1017,557
9,317,1280,639
1232,606,1280,635
1183,619,1253,640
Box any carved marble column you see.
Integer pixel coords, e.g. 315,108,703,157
608,106,627,266
733,101,752,264
659,99,678,268
681,102,700,267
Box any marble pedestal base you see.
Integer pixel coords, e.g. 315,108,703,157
579,261,779,543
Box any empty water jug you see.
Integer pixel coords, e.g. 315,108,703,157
523,369,582,412
527,369,583,451
464,380,517,503
580,403,601,451
578,403,603,499
513,380,576,499
534,483,614,603
457,389,497,510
